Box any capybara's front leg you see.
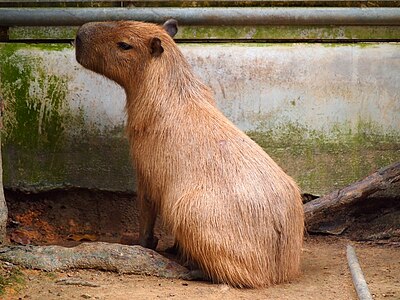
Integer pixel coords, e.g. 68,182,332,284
165,241,179,255
138,191,158,250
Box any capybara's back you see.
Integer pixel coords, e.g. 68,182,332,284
75,19,304,288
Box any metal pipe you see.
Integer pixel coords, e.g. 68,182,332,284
346,245,373,300
0,0,383,2
0,7,399,26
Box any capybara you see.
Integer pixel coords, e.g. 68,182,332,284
75,19,304,288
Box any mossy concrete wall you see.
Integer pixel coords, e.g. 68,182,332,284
0,43,399,195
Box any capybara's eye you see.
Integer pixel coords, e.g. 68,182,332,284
117,42,133,50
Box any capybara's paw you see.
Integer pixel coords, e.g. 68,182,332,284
140,236,159,250
187,269,208,281
165,242,179,255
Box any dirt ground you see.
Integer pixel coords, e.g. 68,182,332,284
3,189,399,299
1,236,398,300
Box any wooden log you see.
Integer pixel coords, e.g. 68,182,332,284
304,161,400,233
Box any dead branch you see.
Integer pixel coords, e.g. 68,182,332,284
56,278,100,287
304,161,400,233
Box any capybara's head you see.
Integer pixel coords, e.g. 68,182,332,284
75,19,178,86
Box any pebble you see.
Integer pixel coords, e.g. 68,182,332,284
81,294,92,299
4,261,14,267
219,284,230,292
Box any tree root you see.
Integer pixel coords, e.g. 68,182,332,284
56,278,100,287
0,242,194,280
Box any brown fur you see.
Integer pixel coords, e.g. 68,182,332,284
75,20,304,288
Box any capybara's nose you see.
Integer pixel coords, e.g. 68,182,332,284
76,23,92,46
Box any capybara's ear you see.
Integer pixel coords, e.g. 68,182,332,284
162,19,178,38
150,37,164,57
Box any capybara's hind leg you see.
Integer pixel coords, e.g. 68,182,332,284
138,190,158,250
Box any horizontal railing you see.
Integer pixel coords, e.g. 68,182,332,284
1,7,400,26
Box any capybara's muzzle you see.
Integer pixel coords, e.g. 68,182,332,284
75,23,98,64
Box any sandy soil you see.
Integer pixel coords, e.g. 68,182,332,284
2,236,398,300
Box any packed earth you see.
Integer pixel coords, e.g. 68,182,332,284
0,236,398,300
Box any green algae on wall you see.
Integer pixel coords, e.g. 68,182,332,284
247,121,400,195
9,27,78,41
0,44,72,188
7,25,400,41
0,44,68,149
176,25,400,40
0,43,135,192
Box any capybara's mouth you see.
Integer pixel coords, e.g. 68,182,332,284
75,25,93,68
72,35,79,49
75,26,102,73
74,35,84,64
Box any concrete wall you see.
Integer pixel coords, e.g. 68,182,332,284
0,43,399,195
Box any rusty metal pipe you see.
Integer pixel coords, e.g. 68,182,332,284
0,7,399,26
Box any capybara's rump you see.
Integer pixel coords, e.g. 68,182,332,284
170,184,303,288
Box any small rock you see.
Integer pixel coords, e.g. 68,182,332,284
81,294,92,299
4,261,14,268
9,220,20,228
182,283,188,286
219,284,230,292
10,230,31,245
